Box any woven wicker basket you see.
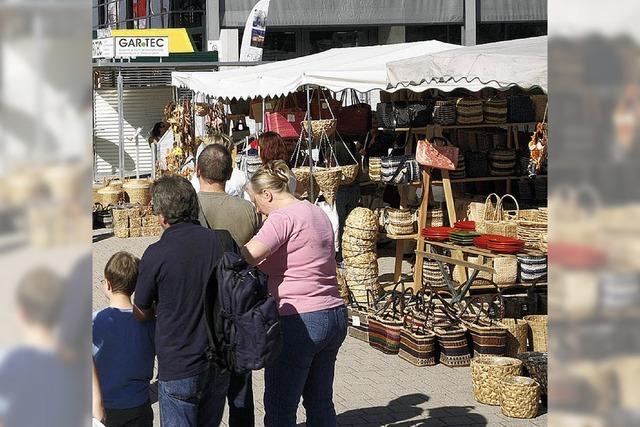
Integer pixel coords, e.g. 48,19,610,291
123,179,152,206
345,207,378,232
517,220,548,250
98,186,123,207
292,167,320,197
523,315,548,351
313,167,342,205
340,164,359,185
302,119,337,139
386,208,416,236
111,207,129,230
499,376,540,418
502,318,529,356
519,352,547,396
368,157,382,181
342,251,377,266
92,183,105,206
471,356,523,405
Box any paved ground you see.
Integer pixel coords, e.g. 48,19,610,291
93,229,547,426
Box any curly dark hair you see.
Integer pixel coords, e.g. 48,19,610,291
151,174,199,225
259,131,290,167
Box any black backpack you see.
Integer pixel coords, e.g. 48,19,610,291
203,249,283,374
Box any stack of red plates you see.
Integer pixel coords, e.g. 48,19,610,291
422,226,456,242
454,220,476,231
485,236,525,254
473,234,505,249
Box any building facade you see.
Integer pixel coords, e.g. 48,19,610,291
93,0,547,60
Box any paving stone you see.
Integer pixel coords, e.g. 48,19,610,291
93,232,541,427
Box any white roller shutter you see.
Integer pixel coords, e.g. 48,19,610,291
93,87,174,178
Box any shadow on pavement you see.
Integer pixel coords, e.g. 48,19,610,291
92,231,113,243
388,405,488,426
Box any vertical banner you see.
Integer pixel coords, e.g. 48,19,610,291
239,0,271,62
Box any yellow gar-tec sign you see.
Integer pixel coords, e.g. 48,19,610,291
111,29,195,54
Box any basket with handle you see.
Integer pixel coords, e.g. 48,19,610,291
347,290,382,343
484,194,520,238
384,208,417,236
473,193,500,233
123,179,152,206
398,298,437,367
368,290,409,355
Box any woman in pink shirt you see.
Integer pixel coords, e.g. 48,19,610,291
242,160,347,427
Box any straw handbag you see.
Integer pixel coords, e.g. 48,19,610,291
399,301,437,366
468,193,498,224
456,98,484,125
484,97,508,124
368,296,406,355
484,194,520,238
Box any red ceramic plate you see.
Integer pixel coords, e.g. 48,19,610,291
486,236,525,245
473,234,506,248
454,220,476,230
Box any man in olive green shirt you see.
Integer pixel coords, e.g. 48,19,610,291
197,144,261,248
195,143,260,427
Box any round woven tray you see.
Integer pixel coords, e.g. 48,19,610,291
471,356,523,405
500,376,540,419
523,315,548,352
123,179,152,206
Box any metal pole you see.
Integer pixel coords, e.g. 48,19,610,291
135,128,141,179
151,141,157,181
117,69,125,179
306,85,314,202
262,97,266,133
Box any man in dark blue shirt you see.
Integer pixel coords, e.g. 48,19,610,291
134,174,229,426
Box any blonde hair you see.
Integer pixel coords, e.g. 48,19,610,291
250,160,291,194
203,133,234,152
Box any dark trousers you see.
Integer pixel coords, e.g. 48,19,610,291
228,371,255,427
105,402,153,427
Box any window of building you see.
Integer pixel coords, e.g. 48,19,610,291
406,25,462,45
262,31,298,61
477,22,547,44
308,28,378,53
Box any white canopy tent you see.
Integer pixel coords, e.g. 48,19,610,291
386,36,548,94
172,40,460,100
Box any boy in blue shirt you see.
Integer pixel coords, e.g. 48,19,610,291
93,251,155,427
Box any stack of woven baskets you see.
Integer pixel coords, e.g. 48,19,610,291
368,157,382,182
112,205,162,239
342,208,380,303
471,356,541,419
422,261,449,288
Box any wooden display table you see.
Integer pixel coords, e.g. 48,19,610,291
418,238,545,303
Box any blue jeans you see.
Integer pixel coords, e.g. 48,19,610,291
158,364,230,427
264,305,348,427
